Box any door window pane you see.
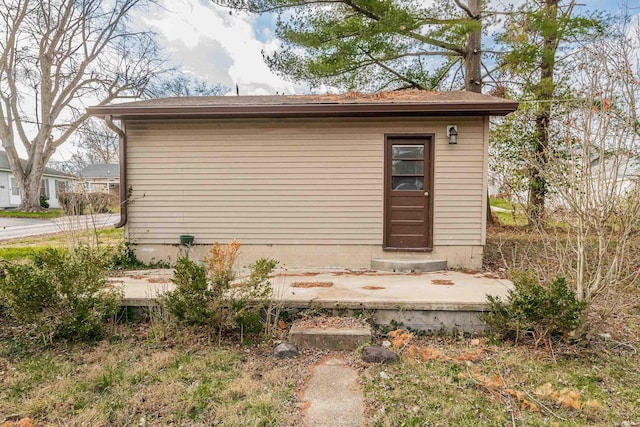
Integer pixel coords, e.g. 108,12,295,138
392,160,424,175
10,177,19,196
392,176,424,191
40,179,50,199
392,145,424,159
55,180,67,193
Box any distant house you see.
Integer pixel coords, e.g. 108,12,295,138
77,163,120,195
589,154,640,194
0,150,73,209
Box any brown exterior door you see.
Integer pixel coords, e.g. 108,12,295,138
384,136,433,250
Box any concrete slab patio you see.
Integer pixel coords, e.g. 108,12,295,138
110,268,512,332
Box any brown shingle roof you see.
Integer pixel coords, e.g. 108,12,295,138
88,90,518,119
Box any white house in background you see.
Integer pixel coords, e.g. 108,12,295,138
589,154,640,194
77,163,120,195
0,150,74,209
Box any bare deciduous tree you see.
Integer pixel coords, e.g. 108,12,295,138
0,0,164,211
75,118,119,165
146,75,229,98
543,22,640,305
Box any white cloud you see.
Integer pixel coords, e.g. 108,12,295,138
144,0,303,95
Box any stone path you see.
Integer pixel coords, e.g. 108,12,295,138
301,358,364,427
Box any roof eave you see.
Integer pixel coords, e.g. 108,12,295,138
87,102,519,120
0,168,72,178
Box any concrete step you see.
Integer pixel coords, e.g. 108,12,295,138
371,258,447,272
289,324,372,351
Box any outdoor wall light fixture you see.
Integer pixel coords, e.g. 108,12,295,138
447,125,458,145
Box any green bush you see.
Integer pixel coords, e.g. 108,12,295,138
39,194,49,208
109,241,146,270
57,191,86,215
163,257,212,326
481,271,588,346
107,241,170,270
161,242,278,341
0,247,122,343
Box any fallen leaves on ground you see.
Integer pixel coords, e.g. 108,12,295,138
388,329,414,349
431,279,454,285
406,345,441,361
290,281,334,288
454,349,485,362
403,343,485,363
1,418,35,427
535,382,594,410
468,369,539,413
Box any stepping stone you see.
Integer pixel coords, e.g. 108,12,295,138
302,358,364,427
289,325,371,351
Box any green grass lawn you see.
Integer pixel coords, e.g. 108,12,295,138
493,210,529,226
489,197,530,226
489,197,516,210
0,209,64,219
0,228,124,261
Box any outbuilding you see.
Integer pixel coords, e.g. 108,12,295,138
88,91,517,269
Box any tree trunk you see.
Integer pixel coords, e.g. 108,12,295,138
17,166,47,212
464,0,482,93
486,192,494,224
528,0,558,226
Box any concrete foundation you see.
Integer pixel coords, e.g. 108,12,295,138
373,309,487,333
130,243,484,270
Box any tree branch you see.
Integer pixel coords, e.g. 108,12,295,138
453,0,475,18
361,50,426,90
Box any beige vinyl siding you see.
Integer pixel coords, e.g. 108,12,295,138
125,117,486,246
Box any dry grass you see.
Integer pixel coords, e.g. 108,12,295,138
356,224,640,425
362,335,640,426
0,329,304,426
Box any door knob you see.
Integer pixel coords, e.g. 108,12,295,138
424,192,429,196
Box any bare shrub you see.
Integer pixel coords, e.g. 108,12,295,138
57,191,87,215
490,22,640,333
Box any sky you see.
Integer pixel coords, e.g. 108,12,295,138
141,0,630,97
143,0,303,96
45,0,634,162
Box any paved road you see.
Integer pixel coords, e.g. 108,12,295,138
0,213,119,241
